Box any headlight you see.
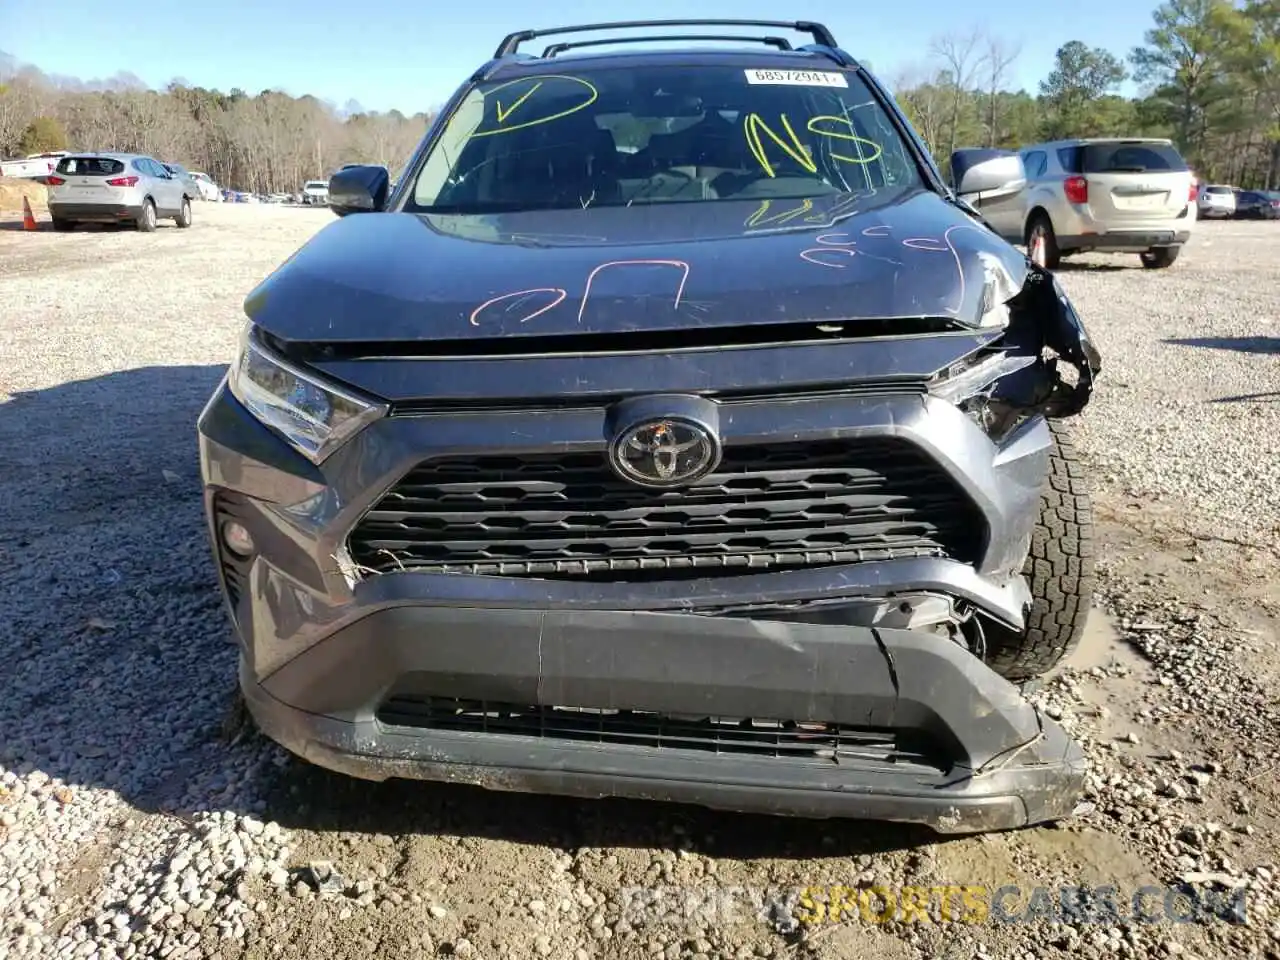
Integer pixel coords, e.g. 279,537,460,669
929,351,1038,436
227,323,386,463
928,352,1035,405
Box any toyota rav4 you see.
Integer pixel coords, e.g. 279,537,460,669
198,19,1102,834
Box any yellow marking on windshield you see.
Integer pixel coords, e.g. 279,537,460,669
744,113,884,177
806,116,884,165
744,113,817,178
470,75,599,137
495,81,543,125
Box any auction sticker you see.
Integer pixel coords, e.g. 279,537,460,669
744,69,848,87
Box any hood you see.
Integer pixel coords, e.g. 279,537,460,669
245,189,1029,344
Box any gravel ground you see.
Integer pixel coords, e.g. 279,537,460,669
0,204,1277,960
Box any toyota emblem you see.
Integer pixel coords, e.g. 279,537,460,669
609,417,720,488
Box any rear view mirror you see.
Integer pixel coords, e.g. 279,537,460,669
329,165,390,217
950,148,1026,202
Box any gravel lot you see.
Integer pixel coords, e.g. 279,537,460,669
1,203,1277,960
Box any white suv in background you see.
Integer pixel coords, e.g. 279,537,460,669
978,137,1197,270
188,171,222,201
300,180,329,205
1197,184,1236,219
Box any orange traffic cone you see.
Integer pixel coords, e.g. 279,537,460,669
22,196,37,231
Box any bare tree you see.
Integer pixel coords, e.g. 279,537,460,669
983,35,1023,147
929,28,988,158
889,65,948,155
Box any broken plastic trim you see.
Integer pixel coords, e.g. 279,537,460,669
932,264,1101,434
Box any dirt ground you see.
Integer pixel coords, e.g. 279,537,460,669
0,202,1277,960
0,177,48,214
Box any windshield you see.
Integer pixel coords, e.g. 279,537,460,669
1081,142,1187,174
409,63,923,213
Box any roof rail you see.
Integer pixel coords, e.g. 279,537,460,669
542,34,793,57
495,19,838,58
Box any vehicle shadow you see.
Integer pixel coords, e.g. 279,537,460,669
1210,391,1279,403
0,365,933,860
0,219,125,232
1164,336,1280,356
1051,260,1131,273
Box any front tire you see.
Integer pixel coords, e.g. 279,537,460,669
983,422,1095,681
1025,212,1061,270
51,218,74,232
175,197,192,228
1140,246,1180,269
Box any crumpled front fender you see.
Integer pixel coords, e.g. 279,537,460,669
984,264,1102,421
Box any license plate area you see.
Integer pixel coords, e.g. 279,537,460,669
1114,191,1169,210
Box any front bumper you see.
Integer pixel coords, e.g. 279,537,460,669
200,372,1082,832
245,605,1085,833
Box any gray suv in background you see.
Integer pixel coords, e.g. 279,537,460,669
46,153,194,231
978,138,1196,270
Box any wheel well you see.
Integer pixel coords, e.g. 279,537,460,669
1023,206,1051,242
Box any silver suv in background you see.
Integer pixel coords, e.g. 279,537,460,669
980,138,1196,270
46,153,194,232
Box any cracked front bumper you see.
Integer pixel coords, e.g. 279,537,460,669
244,604,1086,834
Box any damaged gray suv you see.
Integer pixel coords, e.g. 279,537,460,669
198,19,1102,834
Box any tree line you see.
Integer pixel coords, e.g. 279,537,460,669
1,0,1278,191
894,0,1280,188
0,55,433,194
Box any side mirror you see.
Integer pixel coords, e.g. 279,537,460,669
329,165,390,217
950,148,1026,203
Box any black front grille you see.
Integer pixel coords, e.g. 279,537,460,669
347,438,983,581
377,697,946,770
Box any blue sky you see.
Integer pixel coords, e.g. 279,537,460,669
2,0,1158,113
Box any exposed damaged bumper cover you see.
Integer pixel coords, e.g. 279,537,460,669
244,606,1086,834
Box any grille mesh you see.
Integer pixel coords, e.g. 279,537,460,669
347,438,982,581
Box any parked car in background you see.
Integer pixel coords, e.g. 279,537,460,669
978,137,1196,270
188,171,222,201
0,150,71,180
46,153,194,231
300,180,329,205
1233,189,1280,220
1197,184,1236,219
159,162,204,206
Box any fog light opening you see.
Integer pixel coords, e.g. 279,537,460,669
222,520,255,557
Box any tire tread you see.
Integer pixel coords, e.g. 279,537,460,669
984,421,1096,680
